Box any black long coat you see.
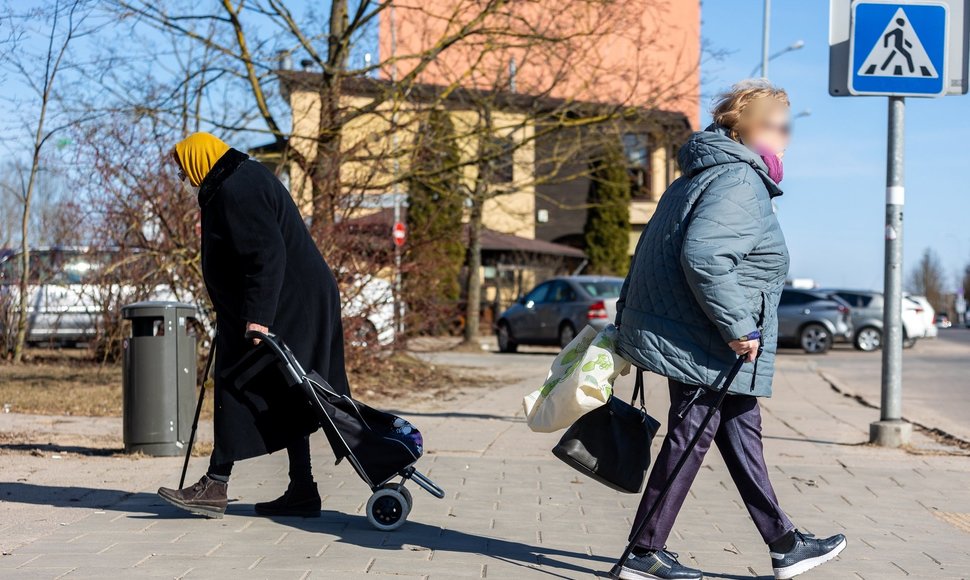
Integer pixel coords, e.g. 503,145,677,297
199,148,350,464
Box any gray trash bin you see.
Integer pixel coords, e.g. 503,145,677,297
122,301,198,456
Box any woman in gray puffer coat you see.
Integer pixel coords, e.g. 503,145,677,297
611,81,846,580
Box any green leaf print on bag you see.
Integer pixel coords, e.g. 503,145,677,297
581,353,611,373
540,354,584,397
561,346,581,366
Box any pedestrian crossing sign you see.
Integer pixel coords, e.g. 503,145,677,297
849,0,949,96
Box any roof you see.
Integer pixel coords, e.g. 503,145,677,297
477,228,585,259
341,208,585,259
277,71,691,135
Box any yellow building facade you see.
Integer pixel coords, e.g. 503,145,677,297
285,78,537,240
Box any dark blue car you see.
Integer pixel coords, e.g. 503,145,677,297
495,275,624,353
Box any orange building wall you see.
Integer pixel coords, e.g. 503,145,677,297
378,0,700,129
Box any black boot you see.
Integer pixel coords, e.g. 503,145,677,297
254,481,321,517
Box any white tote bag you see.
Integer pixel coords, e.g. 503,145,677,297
523,324,630,433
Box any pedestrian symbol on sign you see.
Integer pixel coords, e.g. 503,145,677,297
858,8,938,79
848,1,948,97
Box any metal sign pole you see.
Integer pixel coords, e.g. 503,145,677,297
871,95,913,447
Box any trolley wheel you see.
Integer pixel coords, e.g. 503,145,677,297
384,482,413,509
366,487,411,531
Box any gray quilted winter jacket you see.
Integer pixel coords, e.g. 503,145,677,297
615,124,790,397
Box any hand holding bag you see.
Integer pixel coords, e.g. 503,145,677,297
551,369,661,493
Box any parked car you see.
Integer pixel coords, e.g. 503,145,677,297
906,295,937,338
0,248,153,345
777,288,853,354
935,314,952,329
340,274,396,347
495,275,623,353
0,248,395,347
827,289,921,351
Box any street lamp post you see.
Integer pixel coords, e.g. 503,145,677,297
752,40,806,78
761,0,771,79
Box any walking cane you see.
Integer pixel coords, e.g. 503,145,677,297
178,337,216,489
610,345,758,577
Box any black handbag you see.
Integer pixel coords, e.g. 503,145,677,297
552,369,661,493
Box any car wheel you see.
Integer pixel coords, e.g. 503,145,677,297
800,323,832,354
854,326,882,352
903,335,917,349
497,321,518,353
558,322,576,348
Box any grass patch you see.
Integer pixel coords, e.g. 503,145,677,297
0,349,480,419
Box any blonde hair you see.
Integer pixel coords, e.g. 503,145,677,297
711,79,790,141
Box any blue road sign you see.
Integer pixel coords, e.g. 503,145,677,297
849,1,950,96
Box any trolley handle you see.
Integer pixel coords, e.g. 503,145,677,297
244,329,304,386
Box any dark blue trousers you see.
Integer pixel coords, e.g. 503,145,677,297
631,380,794,550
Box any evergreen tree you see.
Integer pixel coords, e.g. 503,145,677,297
583,139,632,276
404,109,465,333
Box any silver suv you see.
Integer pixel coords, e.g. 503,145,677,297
777,288,854,354
826,289,923,351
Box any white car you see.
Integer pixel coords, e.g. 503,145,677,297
0,248,198,345
905,295,937,339
0,248,395,347
340,274,396,347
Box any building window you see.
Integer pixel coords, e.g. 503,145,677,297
623,133,649,166
485,135,515,184
623,132,652,200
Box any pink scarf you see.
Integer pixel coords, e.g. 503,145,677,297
756,147,784,184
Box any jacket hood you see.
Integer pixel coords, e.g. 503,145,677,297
678,124,784,197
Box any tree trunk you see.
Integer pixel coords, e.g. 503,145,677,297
310,86,341,235
462,194,484,345
308,0,349,239
13,150,41,363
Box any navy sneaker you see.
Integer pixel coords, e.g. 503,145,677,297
610,549,703,580
770,530,846,579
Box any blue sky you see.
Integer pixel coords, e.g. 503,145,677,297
701,0,970,291
2,1,966,290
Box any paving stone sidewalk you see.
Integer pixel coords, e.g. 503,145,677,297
2,349,969,579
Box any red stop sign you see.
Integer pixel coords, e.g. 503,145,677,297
392,222,406,247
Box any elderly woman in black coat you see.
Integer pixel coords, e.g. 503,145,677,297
158,132,350,519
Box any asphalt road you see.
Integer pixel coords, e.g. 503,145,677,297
793,327,970,443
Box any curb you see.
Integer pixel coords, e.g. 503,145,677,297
812,365,970,452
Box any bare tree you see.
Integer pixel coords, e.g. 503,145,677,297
0,0,92,362
961,261,969,303
90,0,696,352
907,247,947,313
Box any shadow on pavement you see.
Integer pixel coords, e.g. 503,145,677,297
1,481,147,511
384,409,523,422
244,506,615,579
2,482,612,578
0,442,123,456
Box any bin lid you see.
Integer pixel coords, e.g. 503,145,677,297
122,300,198,319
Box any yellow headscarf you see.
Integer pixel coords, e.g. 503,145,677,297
173,132,231,186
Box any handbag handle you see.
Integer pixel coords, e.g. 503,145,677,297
631,369,646,411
